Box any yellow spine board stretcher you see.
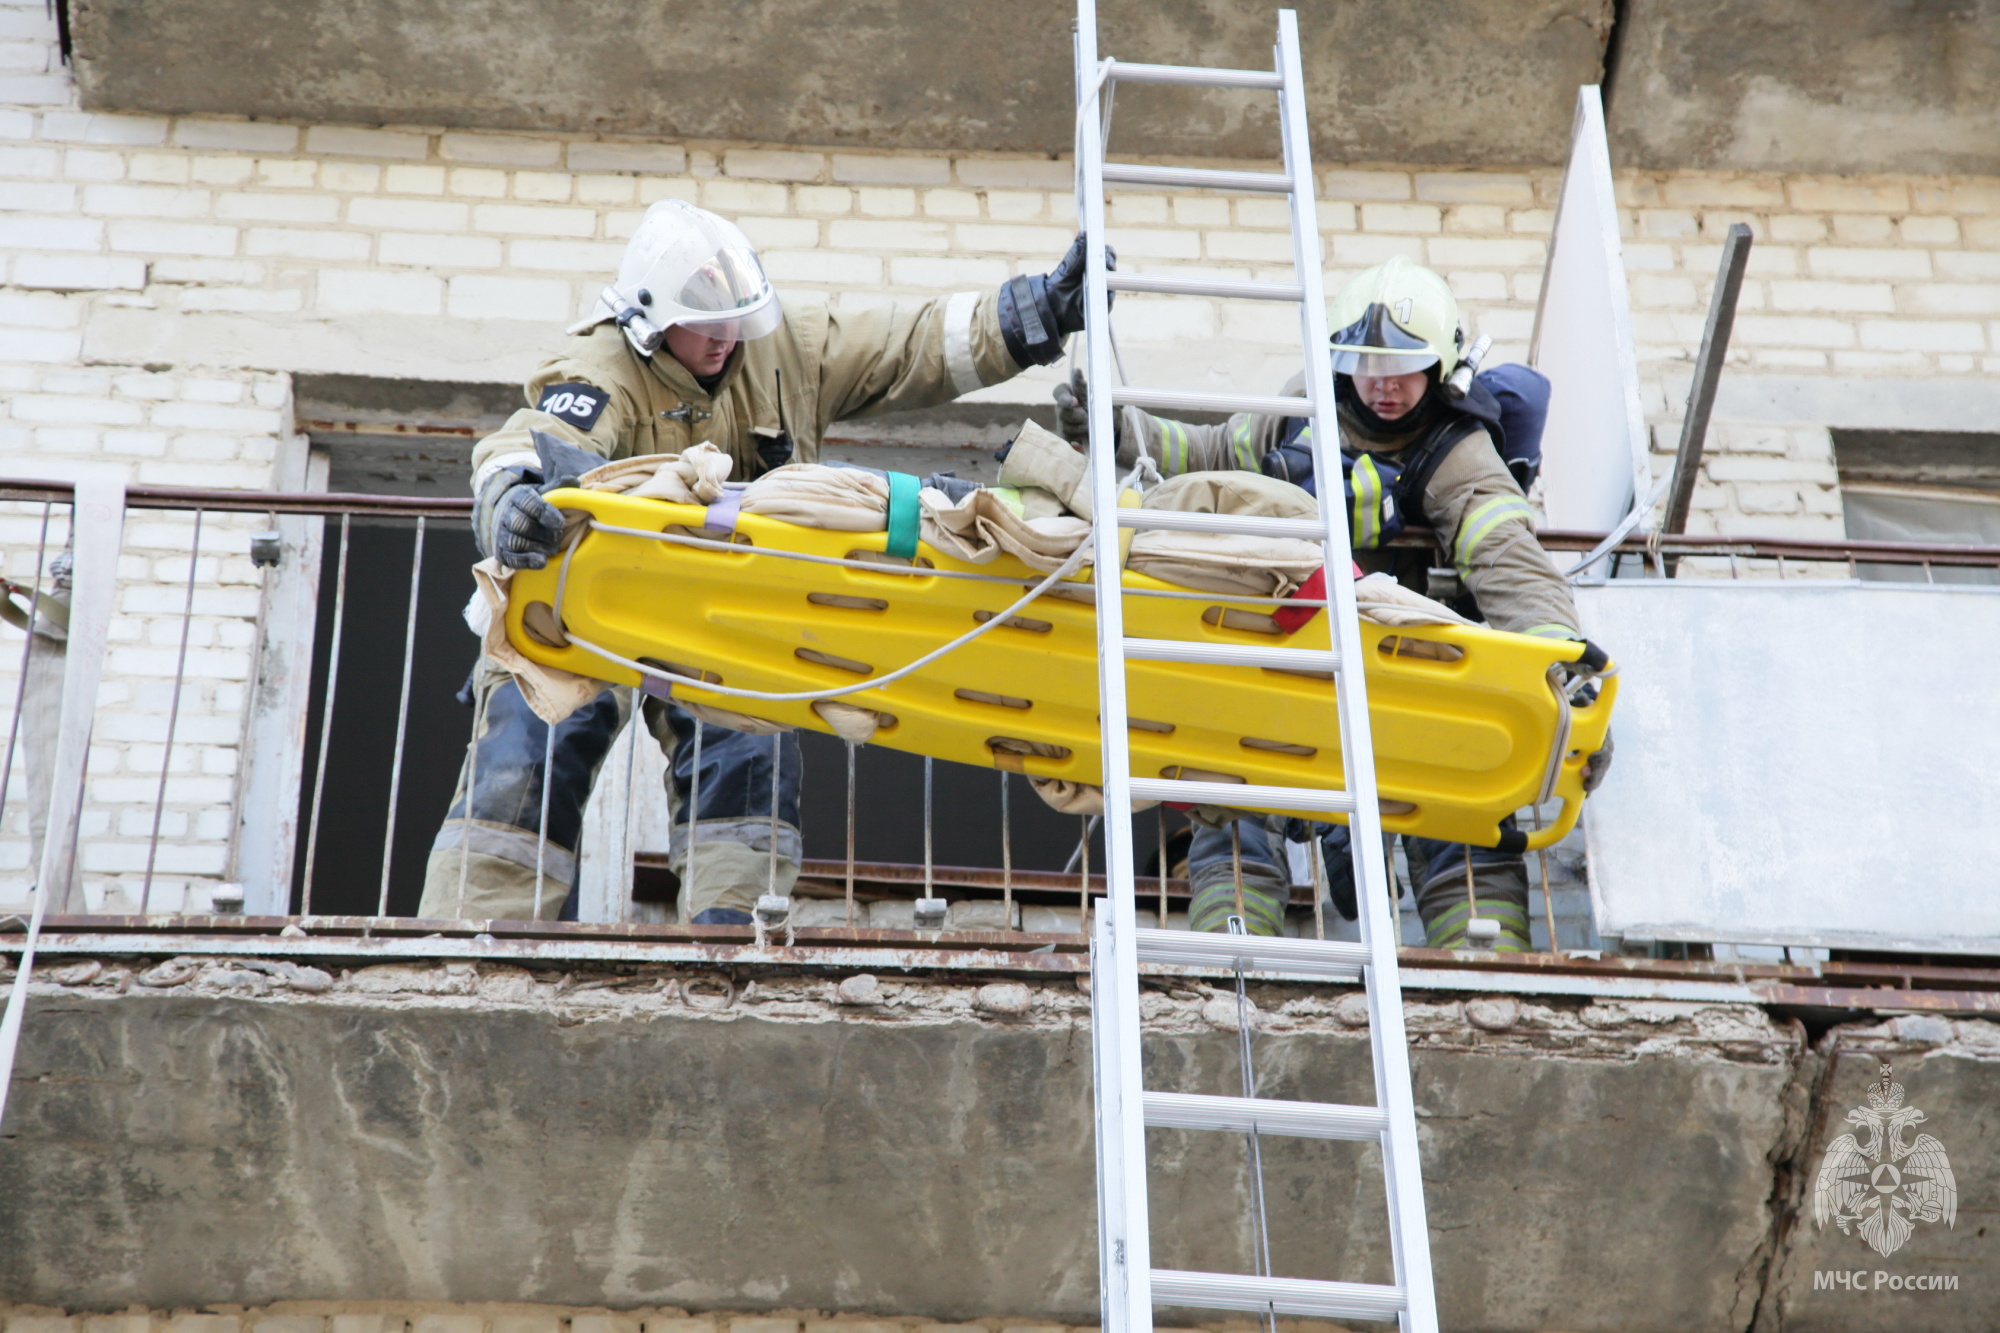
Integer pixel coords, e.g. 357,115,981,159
506,488,1616,851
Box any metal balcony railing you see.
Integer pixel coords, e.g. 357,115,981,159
3,474,1998,954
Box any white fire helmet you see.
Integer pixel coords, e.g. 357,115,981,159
586,200,782,356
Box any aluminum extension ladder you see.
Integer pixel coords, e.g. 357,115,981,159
1074,7,1441,1332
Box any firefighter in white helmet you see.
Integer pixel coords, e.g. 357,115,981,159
421,199,1110,922
1056,255,1607,948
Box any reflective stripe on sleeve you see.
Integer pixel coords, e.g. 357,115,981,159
1351,454,1384,549
1163,420,1188,475
1232,420,1257,471
943,290,984,394
473,449,542,495
1521,622,1582,640
1454,494,1536,569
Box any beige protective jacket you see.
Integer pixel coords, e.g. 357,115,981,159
1113,373,1582,639
470,289,1022,489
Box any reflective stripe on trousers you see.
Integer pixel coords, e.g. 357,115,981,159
418,667,803,923
1186,816,1530,948
418,671,626,921
648,699,803,922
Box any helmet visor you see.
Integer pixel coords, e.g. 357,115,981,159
674,243,781,340
680,245,772,313
1329,302,1440,378
678,298,784,342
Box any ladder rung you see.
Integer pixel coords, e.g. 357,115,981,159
1128,778,1357,817
1106,61,1284,90
1124,637,1339,672
1106,272,1304,302
1113,509,1327,541
1108,386,1313,417
1151,1270,1407,1320
1103,163,1294,194
1142,1091,1386,1141
1130,926,1368,977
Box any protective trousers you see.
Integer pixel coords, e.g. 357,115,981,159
1186,817,1531,949
417,665,803,922
418,667,627,921
654,703,802,924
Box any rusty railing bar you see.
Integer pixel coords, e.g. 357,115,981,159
844,739,857,928
1,478,472,519
140,509,202,915
11,479,2000,566
377,516,425,916
300,514,348,915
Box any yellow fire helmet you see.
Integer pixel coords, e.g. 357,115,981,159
1326,255,1463,379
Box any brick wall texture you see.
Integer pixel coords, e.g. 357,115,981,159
3,0,1996,908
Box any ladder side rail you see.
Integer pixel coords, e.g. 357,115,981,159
1076,3,1153,1328
1274,12,1439,1333
1090,914,1132,1333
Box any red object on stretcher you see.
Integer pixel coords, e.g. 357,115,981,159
1270,562,1363,634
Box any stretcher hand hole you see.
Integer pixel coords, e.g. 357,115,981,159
957,688,1033,711
1127,716,1176,734
814,700,898,731
844,549,934,570
1241,736,1318,759
808,592,889,611
1202,606,1285,635
638,656,720,685
522,601,570,648
1262,666,1335,682
1378,634,1465,663
989,736,1073,770
796,648,873,675
668,524,753,547
972,609,1053,633
1161,765,1247,785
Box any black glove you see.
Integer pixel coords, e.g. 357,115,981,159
1259,441,1314,486
474,467,564,569
1267,817,1368,923
1582,731,1614,794
752,427,794,473
1052,367,1090,447
1050,367,1141,462
998,233,1115,368
922,471,981,502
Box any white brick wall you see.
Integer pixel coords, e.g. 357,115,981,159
4,0,1999,907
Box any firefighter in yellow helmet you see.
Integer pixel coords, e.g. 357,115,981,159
1056,256,1605,949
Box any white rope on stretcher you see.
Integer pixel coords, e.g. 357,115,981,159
557,539,1093,704
576,517,1330,607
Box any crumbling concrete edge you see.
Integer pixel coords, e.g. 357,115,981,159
1736,1018,1832,1332
0,1299,1334,1333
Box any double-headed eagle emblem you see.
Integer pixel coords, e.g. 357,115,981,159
1814,1062,1957,1257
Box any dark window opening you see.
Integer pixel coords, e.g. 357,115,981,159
290,518,483,915
1831,429,2000,585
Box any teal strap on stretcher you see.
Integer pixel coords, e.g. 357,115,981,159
886,471,921,560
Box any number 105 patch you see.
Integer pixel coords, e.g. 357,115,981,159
537,382,608,430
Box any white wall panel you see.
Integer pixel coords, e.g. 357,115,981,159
1577,580,2000,952
1530,87,1652,537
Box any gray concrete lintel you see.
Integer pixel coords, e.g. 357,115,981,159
12,958,1992,1329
